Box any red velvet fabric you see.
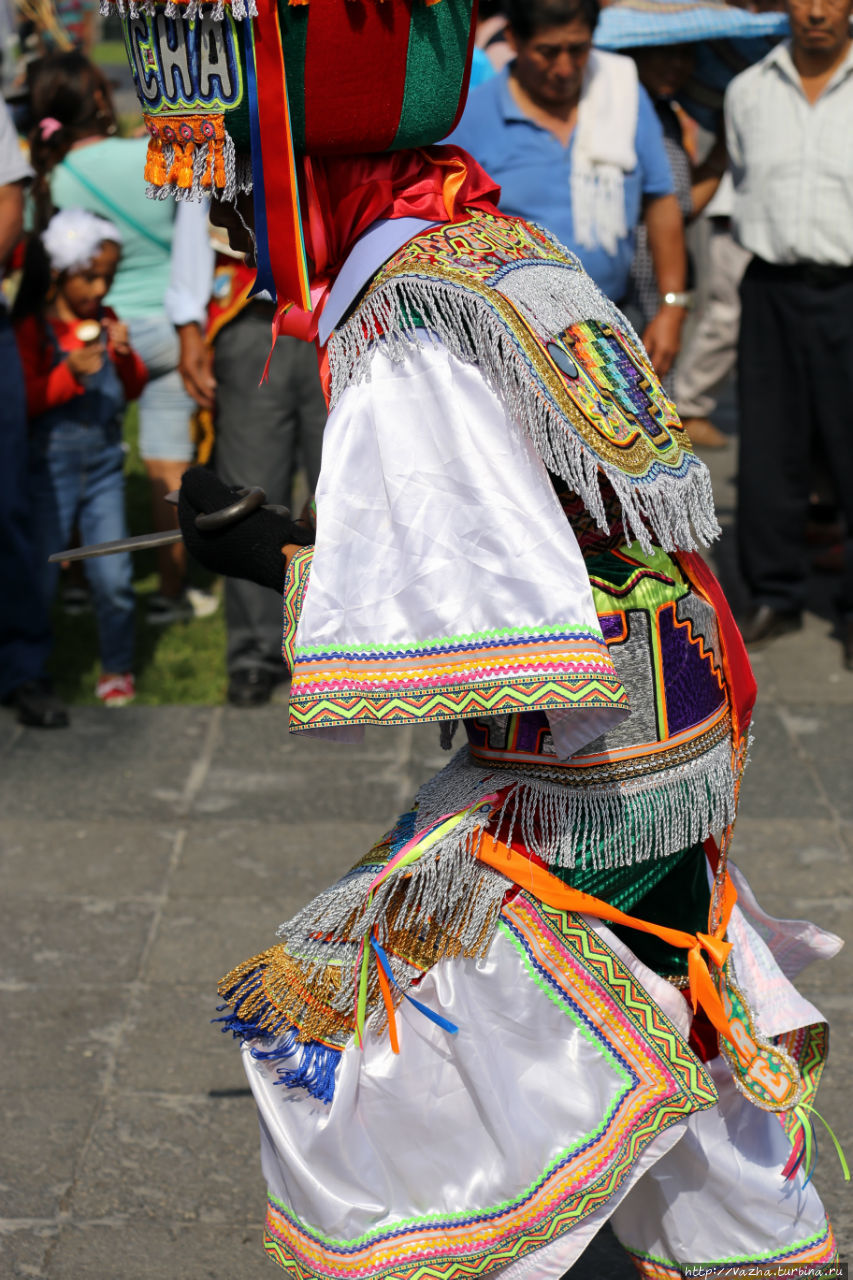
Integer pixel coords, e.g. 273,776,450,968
274,145,500,344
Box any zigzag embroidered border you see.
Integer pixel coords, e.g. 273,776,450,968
288,673,628,729
621,1222,838,1278
259,896,716,1280
282,546,314,672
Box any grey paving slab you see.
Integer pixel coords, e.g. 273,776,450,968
113,985,245,1095
171,820,381,899
0,821,178,898
2,1226,59,1280
2,986,133,1095
0,896,156,988
730,818,851,923
43,1221,267,1280
0,1091,97,1219
0,708,215,821
194,758,410,824
734,704,835,823
69,1091,263,1224
143,895,290,988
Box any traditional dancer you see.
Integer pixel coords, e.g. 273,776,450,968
110,0,843,1275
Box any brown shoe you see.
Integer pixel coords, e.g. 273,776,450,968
681,417,729,449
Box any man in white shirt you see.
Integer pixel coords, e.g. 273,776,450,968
725,0,853,668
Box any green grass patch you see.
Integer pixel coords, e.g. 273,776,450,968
48,404,228,706
90,40,128,67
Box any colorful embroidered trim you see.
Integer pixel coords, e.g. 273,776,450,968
328,211,720,554
260,894,716,1280
288,625,628,731
621,1222,838,1279
282,545,313,672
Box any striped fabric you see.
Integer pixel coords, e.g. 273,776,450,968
278,0,476,154
594,0,787,50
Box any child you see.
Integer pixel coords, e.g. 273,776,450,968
14,207,147,706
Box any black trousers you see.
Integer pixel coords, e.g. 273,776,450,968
737,259,853,615
214,305,326,675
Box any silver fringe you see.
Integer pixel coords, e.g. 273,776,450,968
101,0,256,16
327,277,721,554
415,741,739,872
275,807,510,1026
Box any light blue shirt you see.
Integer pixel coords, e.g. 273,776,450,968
447,67,674,302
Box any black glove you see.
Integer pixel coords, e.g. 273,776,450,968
178,466,313,593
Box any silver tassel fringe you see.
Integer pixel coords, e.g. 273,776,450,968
327,276,721,554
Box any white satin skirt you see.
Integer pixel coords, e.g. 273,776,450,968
241,864,840,1280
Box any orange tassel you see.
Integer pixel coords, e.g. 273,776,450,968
175,142,195,190
144,137,166,187
374,946,400,1054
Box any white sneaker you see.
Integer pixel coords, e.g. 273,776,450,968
185,586,220,619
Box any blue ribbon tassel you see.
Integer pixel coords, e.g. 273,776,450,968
243,18,276,299
371,935,459,1037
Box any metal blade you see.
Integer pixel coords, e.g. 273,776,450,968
48,529,183,563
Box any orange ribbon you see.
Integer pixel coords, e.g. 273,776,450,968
476,834,738,1044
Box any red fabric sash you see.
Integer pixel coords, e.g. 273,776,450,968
271,146,500,347
678,550,757,740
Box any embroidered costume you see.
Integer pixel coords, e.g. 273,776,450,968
110,2,843,1277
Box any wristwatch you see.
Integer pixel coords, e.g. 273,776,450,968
661,290,693,309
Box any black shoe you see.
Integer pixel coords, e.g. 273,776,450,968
227,667,279,708
2,678,70,728
740,606,803,647
843,617,853,672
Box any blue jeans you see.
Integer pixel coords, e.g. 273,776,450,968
28,418,136,673
0,314,52,697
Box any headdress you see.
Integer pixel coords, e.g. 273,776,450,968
41,207,122,273
109,0,479,311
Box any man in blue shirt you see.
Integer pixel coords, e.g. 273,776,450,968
448,0,689,375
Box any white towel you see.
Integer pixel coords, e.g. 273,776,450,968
571,50,639,257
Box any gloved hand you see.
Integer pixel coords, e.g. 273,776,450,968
178,466,313,593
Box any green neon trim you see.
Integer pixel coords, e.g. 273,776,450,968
294,621,608,658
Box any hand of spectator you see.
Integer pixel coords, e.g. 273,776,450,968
178,465,313,593
177,322,217,410
105,318,131,355
66,342,105,380
642,307,685,379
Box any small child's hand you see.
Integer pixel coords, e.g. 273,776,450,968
67,342,105,380
105,318,130,355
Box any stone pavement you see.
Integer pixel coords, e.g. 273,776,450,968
2,439,851,1280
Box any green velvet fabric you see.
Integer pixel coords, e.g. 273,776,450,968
558,842,711,977
279,1,309,156
391,0,474,149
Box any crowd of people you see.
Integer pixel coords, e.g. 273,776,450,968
1,0,851,730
